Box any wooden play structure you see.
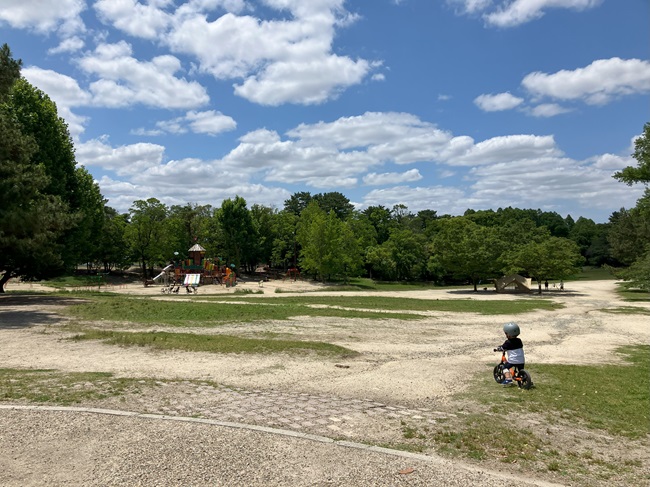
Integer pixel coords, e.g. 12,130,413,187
154,244,237,291
495,274,532,293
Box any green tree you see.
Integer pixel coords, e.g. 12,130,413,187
312,191,354,220
431,217,502,291
167,203,212,256
296,202,329,280
503,236,584,293
272,210,299,269
614,122,650,185
96,207,131,272
362,205,394,244
250,204,278,266
126,198,169,278
283,191,313,216
384,227,426,281
217,196,257,271
0,44,75,291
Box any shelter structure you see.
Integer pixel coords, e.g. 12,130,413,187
495,274,532,293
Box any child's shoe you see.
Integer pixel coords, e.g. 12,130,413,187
502,379,514,386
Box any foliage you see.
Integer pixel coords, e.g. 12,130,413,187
614,122,650,185
431,217,502,290
0,46,78,292
217,195,257,270
125,198,169,277
503,236,584,292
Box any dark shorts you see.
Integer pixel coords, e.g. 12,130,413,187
504,362,525,372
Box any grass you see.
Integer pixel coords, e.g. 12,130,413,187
61,294,561,326
599,306,650,315
63,294,424,325
417,345,649,482
565,266,619,282
70,329,359,357
616,284,650,303
476,345,649,439
0,369,157,404
200,295,563,315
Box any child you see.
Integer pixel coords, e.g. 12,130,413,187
496,322,525,386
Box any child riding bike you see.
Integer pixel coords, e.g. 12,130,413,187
495,321,525,386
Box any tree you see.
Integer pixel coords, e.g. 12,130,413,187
126,198,169,278
0,44,75,292
0,44,21,97
283,191,313,216
217,196,257,271
272,210,299,269
614,122,650,185
167,203,212,255
95,207,131,272
312,191,354,220
250,204,277,266
431,217,502,291
362,205,394,244
503,236,584,293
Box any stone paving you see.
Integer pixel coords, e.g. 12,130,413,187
133,382,456,442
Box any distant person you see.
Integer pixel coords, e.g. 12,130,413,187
560,280,564,291
544,280,548,290
495,322,525,387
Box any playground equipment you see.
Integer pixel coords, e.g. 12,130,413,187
183,273,201,293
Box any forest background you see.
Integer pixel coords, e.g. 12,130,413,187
1,44,649,294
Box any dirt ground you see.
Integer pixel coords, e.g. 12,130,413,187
1,277,649,485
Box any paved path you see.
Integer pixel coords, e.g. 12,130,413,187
139,382,455,441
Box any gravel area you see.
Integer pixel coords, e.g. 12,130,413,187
1,278,649,486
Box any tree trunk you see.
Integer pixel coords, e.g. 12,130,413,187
0,271,13,293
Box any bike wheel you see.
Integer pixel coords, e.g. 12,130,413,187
517,370,533,390
493,365,505,384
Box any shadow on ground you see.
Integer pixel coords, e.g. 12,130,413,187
0,295,77,329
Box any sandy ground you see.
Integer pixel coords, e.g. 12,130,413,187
2,277,648,404
1,278,649,486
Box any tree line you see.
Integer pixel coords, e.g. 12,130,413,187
1,44,649,292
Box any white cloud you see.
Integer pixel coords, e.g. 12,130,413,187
76,138,166,176
474,92,524,111
77,41,210,109
529,103,571,117
362,185,469,215
138,110,237,136
522,58,650,105
94,0,173,40
164,1,374,105
447,135,563,166
234,55,370,106
0,0,86,33
446,0,492,15
484,0,602,28
468,155,636,213
364,169,422,186
48,36,85,54
21,67,92,137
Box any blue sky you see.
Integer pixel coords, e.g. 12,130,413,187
2,0,648,222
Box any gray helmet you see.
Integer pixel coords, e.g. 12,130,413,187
503,322,520,337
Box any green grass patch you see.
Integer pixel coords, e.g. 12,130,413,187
63,294,423,325
565,266,619,281
473,345,649,439
599,306,650,315
70,330,359,357
432,414,546,462
616,285,650,302
0,368,156,404
201,295,562,315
